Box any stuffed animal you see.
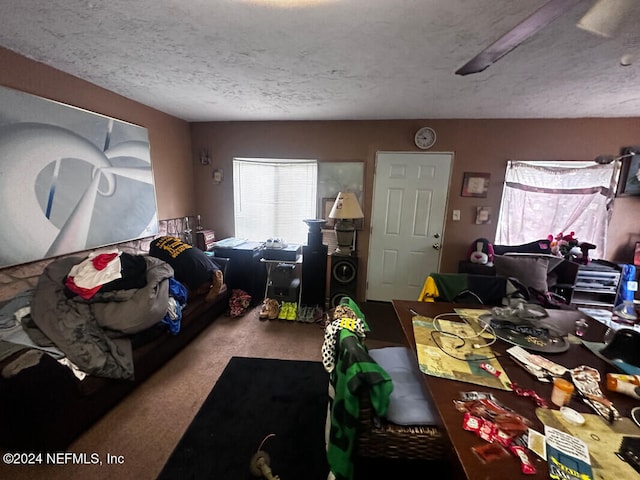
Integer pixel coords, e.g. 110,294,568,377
468,238,494,266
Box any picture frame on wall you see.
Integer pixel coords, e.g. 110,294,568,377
461,172,490,198
0,85,159,269
618,150,640,196
317,161,364,229
634,242,640,266
322,197,336,228
475,206,492,225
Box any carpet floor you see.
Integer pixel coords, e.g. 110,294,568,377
0,301,448,480
158,356,330,480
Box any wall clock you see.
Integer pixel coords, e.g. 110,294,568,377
414,127,436,150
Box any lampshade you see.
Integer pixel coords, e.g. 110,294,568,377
328,192,364,220
576,0,634,38
328,192,363,256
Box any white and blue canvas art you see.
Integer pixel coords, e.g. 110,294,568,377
0,85,159,268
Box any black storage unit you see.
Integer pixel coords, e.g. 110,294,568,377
301,244,328,307
300,219,329,308
212,241,266,304
267,263,301,303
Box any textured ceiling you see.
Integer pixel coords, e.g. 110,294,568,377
1,0,640,122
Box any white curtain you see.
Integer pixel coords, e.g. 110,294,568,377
495,161,617,259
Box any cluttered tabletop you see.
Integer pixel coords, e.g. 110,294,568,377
391,299,640,480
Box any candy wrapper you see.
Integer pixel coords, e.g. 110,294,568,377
462,412,483,434
478,419,497,442
510,444,537,474
472,442,511,463
454,395,533,431
480,362,502,377
571,366,619,422
457,392,537,469
509,382,549,408
459,391,497,402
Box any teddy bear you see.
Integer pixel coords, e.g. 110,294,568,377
468,238,494,265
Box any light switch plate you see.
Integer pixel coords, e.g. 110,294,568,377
452,210,461,221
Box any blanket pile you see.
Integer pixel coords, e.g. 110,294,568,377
2,253,179,380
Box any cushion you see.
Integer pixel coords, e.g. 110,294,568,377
368,346,438,425
149,236,220,292
493,254,549,293
493,239,552,255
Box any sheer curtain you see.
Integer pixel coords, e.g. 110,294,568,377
495,161,618,259
233,158,318,245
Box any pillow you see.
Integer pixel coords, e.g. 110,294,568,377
493,239,551,255
149,236,221,298
493,255,549,292
369,347,438,426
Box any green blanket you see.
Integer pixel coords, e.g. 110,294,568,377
327,329,392,480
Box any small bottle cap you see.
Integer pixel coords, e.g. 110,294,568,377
560,407,585,425
553,378,575,393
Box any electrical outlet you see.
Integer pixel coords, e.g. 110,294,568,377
452,210,461,221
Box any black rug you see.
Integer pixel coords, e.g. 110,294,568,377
158,356,330,480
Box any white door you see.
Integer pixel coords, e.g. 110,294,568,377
366,152,452,301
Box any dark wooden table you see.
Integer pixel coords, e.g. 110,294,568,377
391,300,638,480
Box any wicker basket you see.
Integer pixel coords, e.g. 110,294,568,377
355,389,447,461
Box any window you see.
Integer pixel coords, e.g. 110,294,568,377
233,158,318,244
495,160,618,259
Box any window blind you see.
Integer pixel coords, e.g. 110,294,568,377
233,158,318,244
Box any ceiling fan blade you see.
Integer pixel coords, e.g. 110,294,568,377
456,0,587,76
577,0,636,38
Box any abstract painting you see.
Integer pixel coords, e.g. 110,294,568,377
0,85,158,268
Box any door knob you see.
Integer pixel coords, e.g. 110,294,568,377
432,243,441,250
434,233,440,238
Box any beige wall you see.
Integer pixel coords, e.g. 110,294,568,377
2,46,639,301
191,119,640,285
0,47,195,220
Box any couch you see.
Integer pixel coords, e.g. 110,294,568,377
0,254,230,451
459,239,580,306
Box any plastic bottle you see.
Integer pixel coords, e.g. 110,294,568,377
551,378,575,407
606,376,640,399
612,266,638,325
612,299,637,325
607,373,640,386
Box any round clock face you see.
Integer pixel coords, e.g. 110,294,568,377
414,127,436,150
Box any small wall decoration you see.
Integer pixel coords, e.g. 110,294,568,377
634,242,640,266
461,172,490,198
618,152,640,196
212,168,224,184
475,206,492,225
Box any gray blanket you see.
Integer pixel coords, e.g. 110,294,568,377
30,255,173,380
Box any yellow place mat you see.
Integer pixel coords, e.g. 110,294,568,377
412,308,512,391
537,408,640,479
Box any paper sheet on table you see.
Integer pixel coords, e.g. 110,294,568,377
545,425,593,480
412,308,512,390
537,408,640,479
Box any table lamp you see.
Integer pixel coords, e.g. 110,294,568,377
328,192,364,255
